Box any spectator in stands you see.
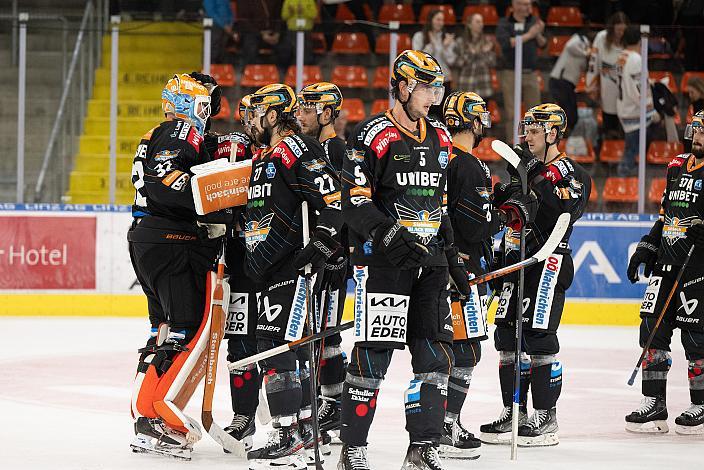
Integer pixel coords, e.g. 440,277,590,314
549,30,592,133
412,9,457,90
616,26,656,177
203,0,235,64
496,0,546,141
688,76,704,115
454,13,496,100
586,11,629,139
679,0,704,71
281,0,316,65
237,0,292,76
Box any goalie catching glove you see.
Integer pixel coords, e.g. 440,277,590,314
372,220,429,268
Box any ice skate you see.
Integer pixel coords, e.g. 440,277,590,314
130,417,193,460
518,408,559,447
675,403,704,435
299,417,331,465
318,395,341,433
479,405,527,444
401,442,444,470
223,414,256,452
337,444,371,470
438,419,480,459
625,395,669,433
247,423,306,469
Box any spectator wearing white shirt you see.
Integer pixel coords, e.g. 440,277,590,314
549,31,593,133
412,9,457,89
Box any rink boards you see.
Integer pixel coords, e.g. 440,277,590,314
0,206,657,325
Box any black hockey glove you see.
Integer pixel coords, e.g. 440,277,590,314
500,190,539,230
493,181,522,206
626,235,659,283
686,223,704,247
372,220,430,268
446,246,470,297
189,71,222,121
293,229,340,274
508,144,546,183
321,247,349,290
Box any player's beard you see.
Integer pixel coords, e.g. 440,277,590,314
692,142,704,159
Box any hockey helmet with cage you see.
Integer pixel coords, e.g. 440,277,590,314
390,50,445,105
247,83,298,125
443,91,491,130
161,74,211,135
297,82,344,118
685,110,704,140
239,93,252,126
519,103,567,139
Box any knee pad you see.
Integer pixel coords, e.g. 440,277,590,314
320,345,347,396
452,341,481,368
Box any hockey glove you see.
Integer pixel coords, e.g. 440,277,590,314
487,252,503,293
500,191,539,230
508,144,546,183
446,246,470,297
189,71,221,126
372,220,430,268
626,235,659,283
686,222,704,247
493,181,522,206
293,229,340,274
321,247,349,290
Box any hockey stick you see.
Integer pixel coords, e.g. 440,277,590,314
627,244,696,386
301,200,324,470
491,139,527,460
201,244,247,457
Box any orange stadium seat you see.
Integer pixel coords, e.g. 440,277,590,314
331,65,368,88
649,178,666,204
603,177,639,203
647,141,683,165
419,4,457,24
284,65,322,88
209,64,236,87
345,98,366,122
462,5,499,26
650,71,678,93
559,138,596,164
589,178,599,203
378,3,415,24
373,66,390,89
332,32,370,54
311,32,327,54
548,35,570,57
681,72,704,93
600,139,625,163
474,137,500,162
213,96,231,121
335,3,372,21
241,64,279,87
490,69,500,92
375,33,412,54
505,5,541,19
487,100,502,124
371,99,389,115
546,6,583,26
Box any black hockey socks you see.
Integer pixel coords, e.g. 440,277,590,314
404,372,449,444
339,376,381,446
229,363,260,415
689,358,704,404
445,366,473,421
530,355,562,410
642,349,671,398
498,352,531,408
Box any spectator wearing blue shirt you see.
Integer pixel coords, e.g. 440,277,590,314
203,0,234,63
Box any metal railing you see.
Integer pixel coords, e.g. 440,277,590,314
33,0,106,202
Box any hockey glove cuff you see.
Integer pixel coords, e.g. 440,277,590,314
372,220,430,268
293,229,340,274
445,246,470,297
493,181,522,206
321,247,349,290
500,191,539,231
626,234,659,283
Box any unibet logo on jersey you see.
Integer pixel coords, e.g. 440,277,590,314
532,255,563,329
225,293,249,335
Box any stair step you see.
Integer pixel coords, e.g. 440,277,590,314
83,117,160,137
64,190,134,205
94,69,176,87
92,84,164,101
87,99,164,119
79,135,141,155
73,154,134,173
101,35,201,55
68,171,133,193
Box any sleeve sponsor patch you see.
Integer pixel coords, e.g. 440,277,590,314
668,155,687,168
371,127,401,159
350,186,372,198
323,191,341,205
185,126,203,151
272,141,298,169
162,170,190,191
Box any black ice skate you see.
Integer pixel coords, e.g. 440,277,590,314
438,419,481,459
401,442,444,470
130,417,193,460
337,444,371,470
223,414,256,453
625,395,669,433
675,403,704,435
299,417,331,465
318,396,341,433
479,405,527,444
518,408,559,447
247,423,306,470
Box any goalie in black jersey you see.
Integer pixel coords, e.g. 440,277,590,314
625,110,704,435
480,104,591,447
441,91,538,459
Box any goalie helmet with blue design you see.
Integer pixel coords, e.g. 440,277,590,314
161,73,211,135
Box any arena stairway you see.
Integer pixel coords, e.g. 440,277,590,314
66,21,202,204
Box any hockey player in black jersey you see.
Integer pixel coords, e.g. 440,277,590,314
338,50,469,470
296,82,349,439
480,104,591,447
128,73,223,458
625,110,704,435
242,83,344,468
441,91,538,459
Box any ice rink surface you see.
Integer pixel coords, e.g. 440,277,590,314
1,317,701,470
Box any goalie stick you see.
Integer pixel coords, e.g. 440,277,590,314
201,244,247,457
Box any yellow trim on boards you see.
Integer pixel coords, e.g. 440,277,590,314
0,294,641,326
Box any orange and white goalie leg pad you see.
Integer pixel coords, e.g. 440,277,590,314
131,322,169,420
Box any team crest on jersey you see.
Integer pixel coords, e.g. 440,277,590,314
475,187,491,200
302,159,327,173
266,162,276,179
346,149,365,162
696,180,702,191
154,149,180,162
244,213,275,251
663,215,700,245
438,151,449,169
394,203,441,243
